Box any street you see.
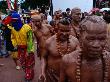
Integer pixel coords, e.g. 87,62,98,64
0,55,41,82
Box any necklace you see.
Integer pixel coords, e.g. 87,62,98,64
76,51,109,82
71,23,80,39
56,33,71,57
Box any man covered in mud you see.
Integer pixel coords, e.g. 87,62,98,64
31,15,52,58
70,7,81,39
59,16,110,82
40,18,80,82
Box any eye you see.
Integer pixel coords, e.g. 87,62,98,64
98,37,106,41
86,37,95,41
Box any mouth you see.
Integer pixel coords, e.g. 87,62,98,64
88,49,102,54
35,24,40,26
60,37,68,41
88,47,102,52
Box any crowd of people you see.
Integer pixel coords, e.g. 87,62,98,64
0,7,110,82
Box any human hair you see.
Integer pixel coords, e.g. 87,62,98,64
62,12,67,18
79,15,107,33
71,7,81,15
58,18,71,25
31,14,41,20
66,8,70,11
77,15,108,82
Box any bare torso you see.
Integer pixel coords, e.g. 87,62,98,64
37,24,51,41
33,24,52,57
60,50,110,82
46,35,79,74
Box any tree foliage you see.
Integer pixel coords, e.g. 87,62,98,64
0,1,8,14
21,0,50,10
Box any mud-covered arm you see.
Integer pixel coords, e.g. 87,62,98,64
41,42,49,77
41,56,47,75
48,24,54,35
39,35,47,58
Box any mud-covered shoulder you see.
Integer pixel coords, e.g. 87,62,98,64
42,24,52,28
62,50,81,66
45,35,56,46
103,50,110,79
69,35,79,44
103,50,110,62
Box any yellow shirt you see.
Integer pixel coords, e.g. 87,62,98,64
8,24,32,46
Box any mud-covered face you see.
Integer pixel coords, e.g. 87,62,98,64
81,24,107,56
55,11,62,19
32,19,41,27
71,10,81,22
57,23,70,42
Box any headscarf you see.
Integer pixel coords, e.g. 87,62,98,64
11,12,23,31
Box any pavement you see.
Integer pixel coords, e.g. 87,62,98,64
0,55,41,82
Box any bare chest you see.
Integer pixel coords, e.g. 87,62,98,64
81,59,103,82
37,27,50,39
70,27,80,39
66,59,104,82
48,40,76,57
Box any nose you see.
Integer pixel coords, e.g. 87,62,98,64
36,22,39,24
92,40,100,48
63,33,67,35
